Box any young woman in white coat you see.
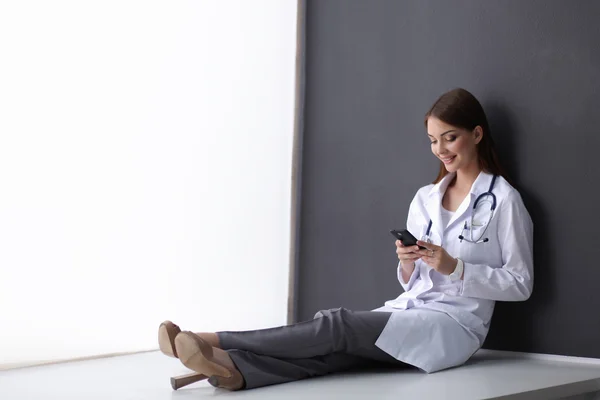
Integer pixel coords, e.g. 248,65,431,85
157,88,534,391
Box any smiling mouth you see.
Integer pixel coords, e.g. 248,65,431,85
440,156,456,164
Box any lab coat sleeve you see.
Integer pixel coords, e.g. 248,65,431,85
398,259,420,291
397,193,422,291
459,190,534,301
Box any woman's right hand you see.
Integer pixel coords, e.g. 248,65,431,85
395,240,421,266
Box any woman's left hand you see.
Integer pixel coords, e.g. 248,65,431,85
416,240,458,276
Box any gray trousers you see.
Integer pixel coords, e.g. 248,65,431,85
217,308,408,389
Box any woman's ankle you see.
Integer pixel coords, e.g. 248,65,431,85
194,332,220,348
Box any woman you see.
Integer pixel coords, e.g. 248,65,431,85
158,88,534,391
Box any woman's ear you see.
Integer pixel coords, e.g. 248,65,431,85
473,126,483,144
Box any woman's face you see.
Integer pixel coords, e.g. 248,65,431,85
426,117,482,174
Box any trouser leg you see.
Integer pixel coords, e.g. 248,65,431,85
219,308,396,361
227,350,379,389
216,308,406,389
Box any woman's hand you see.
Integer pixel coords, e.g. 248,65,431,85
416,240,458,276
395,240,421,266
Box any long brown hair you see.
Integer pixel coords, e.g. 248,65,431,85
425,88,511,185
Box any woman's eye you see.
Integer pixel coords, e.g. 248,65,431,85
446,136,456,142
430,141,437,145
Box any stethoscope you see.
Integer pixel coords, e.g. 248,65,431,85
422,175,497,244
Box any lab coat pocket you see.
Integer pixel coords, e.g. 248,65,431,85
466,220,489,241
457,217,499,265
458,239,487,265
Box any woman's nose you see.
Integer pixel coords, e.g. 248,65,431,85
436,142,447,154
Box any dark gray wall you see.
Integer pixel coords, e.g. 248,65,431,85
296,0,600,357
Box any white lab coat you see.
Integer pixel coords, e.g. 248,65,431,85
373,171,534,373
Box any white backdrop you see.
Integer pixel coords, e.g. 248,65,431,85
0,0,297,368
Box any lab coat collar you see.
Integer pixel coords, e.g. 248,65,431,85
427,170,495,198
424,170,495,242
428,172,457,198
468,170,496,198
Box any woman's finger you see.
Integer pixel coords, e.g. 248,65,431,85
400,257,421,263
399,252,420,259
403,253,421,259
416,240,440,251
415,240,430,250
420,255,436,265
399,253,419,260
416,248,437,257
397,246,420,255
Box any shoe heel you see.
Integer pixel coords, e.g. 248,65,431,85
207,369,245,391
170,372,207,390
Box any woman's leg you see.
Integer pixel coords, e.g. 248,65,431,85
175,308,407,390
192,332,220,348
218,308,398,362
222,350,392,390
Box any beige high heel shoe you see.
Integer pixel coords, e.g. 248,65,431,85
175,331,244,391
158,321,208,390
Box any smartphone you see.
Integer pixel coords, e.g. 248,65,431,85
390,229,427,250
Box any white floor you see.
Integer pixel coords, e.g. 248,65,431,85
2,350,600,400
